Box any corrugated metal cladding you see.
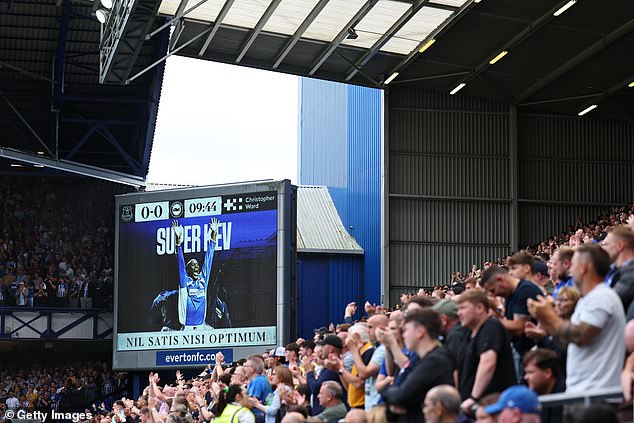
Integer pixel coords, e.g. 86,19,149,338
518,114,634,245
296,186,363,254
518,204,611,248
388,86,513,298
297,255,363,338
299,77,382,305
388,87,634,301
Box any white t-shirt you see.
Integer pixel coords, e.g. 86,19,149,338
566,283,625,392
6,396,19,410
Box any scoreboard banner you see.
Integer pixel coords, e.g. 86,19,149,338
113,181,295,369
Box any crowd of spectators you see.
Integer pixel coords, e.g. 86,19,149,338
12,204,630,423
0,176,130,310
2,181,634,422
0,360,128,420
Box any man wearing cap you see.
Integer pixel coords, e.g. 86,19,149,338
531,258,553,295
304,335,346,416
432,299,469,364
483,385,541,423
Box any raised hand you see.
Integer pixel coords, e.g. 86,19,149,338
210,217,220,241
172,220,183,247
344,302,357,318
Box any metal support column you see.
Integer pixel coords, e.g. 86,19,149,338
381,89,390,306
509,105,518,251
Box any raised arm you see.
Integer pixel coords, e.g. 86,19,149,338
173,220,187,288
200,217,219,282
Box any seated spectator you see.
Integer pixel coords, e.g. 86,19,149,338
306,381,346,422
344,409,366,423
483,385,540,423
422,385,460,423
304,335,346,416
529,244,626,393
523,349,564,423
474,393,499,423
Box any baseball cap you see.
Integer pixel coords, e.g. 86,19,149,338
274,346,286,357
322,334,343,350
484,385,540,415
314,326,329,334
532,260,549,277
432,299,458,317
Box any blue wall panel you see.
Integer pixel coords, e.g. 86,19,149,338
297,255,363,338
296,257,329,338
299,78,382,305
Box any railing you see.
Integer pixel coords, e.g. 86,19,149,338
539,386,623,407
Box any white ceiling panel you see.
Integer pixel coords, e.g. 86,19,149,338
381,6,452,54
262,0,320,36
159,0,225,23
302,0,366,43
341,0,410,49
224,0,274,29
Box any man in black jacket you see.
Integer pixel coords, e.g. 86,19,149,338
603,226,634,319
380,309,454,423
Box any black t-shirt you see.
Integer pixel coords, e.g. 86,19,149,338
505,279,542,356
382,346,455,423
361,346,375,366
458,318,516,400
444,323,470,365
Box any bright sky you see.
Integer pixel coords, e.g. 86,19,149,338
147,56,298,186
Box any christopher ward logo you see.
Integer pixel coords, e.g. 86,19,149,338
222,192,276,214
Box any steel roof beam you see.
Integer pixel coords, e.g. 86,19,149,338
197,0,236,56
450,0,575,100
272,0,331,69
0,147,145,188
0,91,54,157
379,0,476,85
513,18,634,104
236,0,283,63
309,0,379,76
392,70,470,84
576,73,634,113
345,0,429,82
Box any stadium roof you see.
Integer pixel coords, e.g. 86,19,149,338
139,0,634,120
3,0,633,185
0,0,167,185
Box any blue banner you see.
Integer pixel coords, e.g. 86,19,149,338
156,348,233,366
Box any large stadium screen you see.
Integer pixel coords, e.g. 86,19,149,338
113,180,295,369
